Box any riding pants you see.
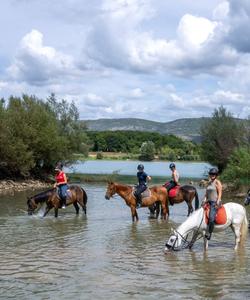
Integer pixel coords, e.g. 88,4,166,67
208,200,217,233
134,184,147,202
166,180,177,192
58,184,68,205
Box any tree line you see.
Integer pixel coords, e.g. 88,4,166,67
0,94,249,187
86,130,200,161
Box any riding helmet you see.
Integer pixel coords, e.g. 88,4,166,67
55,162,63,171
169,163,175,169
137,164,144,171
208,167,219,175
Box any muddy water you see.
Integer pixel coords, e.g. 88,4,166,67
0,183,250,299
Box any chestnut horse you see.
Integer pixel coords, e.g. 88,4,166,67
105,181,169,222
27,185,87,217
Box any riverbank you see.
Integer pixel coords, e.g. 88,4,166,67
0,179,50,194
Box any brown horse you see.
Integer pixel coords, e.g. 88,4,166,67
165,184,199,216
105,181,169,222
27,185,87,217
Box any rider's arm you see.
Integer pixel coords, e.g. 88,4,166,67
147,175,151,182
215,180,222,204
173,170,179,184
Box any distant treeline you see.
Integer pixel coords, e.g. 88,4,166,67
86,131,201,161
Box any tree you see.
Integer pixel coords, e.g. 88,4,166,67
200,106,245,172
139,141,155,161
222,147,250,186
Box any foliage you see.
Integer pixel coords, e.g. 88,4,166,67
222,147,250,186
200,106,246,172
139,141,155,161
86,130,200,160
0,94,87,178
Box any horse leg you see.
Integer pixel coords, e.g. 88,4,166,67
73,201,80,215
231,224,241,250
203,235,208,251
43,206,51,217
130,206,138,222
54,207,59,218
187,201,193,216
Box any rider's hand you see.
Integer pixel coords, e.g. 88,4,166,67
216,200,222,208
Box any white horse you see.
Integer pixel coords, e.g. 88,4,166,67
165,202,248,251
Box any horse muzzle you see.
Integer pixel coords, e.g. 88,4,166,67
105,195,110,200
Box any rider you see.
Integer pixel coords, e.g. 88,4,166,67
54,162,68,209
134,164,151,208
166,163,179,192
202,167,222,240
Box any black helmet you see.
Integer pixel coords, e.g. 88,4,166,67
169,163,175,169
55,162,63,171
137,164,144,171
208,167,218,175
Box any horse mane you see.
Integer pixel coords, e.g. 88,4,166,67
29,188,55,203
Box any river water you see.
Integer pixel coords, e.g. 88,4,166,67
0,181,250,300
64,160,212,178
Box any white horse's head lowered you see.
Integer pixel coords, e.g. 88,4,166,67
164,202,248,251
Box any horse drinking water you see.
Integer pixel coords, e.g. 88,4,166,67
165,202,248,251
27,185,87,217
105,181,169,222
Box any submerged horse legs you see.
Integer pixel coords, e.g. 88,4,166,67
230,224,241,250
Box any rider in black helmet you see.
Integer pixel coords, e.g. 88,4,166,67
165,163,179,192
202,167,222,240
134,164,151,208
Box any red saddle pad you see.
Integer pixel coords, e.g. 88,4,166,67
168,185,180,198
204,203,227,225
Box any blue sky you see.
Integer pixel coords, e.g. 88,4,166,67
0,0,249,121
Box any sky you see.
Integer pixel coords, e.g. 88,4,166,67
0,0,250,122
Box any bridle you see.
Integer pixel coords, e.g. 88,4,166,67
166,209,205,251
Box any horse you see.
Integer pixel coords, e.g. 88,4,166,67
165,202,248,251
27,185,87,217
244,188,250,206
152,184,199,217
105,181,169,222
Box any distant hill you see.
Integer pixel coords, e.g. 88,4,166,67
84,117,210,141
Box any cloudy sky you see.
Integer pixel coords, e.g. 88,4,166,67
0,0,250,122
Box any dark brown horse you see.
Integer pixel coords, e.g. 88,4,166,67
165,184,199,216
27,185,87,217
105,181,169,222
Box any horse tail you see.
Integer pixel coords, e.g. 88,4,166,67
81,187,88,205
240,210,248,243
194,188,199,210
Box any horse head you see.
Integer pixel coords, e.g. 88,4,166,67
165,228,185,251
27,196,37,215
244,189,250,206
105,181,116,200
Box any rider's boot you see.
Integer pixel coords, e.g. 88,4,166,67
61,196,67,209
136,194,142,208
205,222,214,240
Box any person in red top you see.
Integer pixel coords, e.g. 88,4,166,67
54,162,68,209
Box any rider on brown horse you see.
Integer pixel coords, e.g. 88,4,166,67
54,162,68,208
165,163,179,192
134,164,151,208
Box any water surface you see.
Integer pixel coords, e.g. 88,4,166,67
0,183,249,299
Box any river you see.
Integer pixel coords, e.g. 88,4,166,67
0,179,250,299
64,160,212,178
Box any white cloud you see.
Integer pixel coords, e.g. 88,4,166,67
7,30,75,84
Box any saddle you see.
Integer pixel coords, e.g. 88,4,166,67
132,187,151,199
204,203,227,225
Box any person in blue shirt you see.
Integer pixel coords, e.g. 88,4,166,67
134,164,151,208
